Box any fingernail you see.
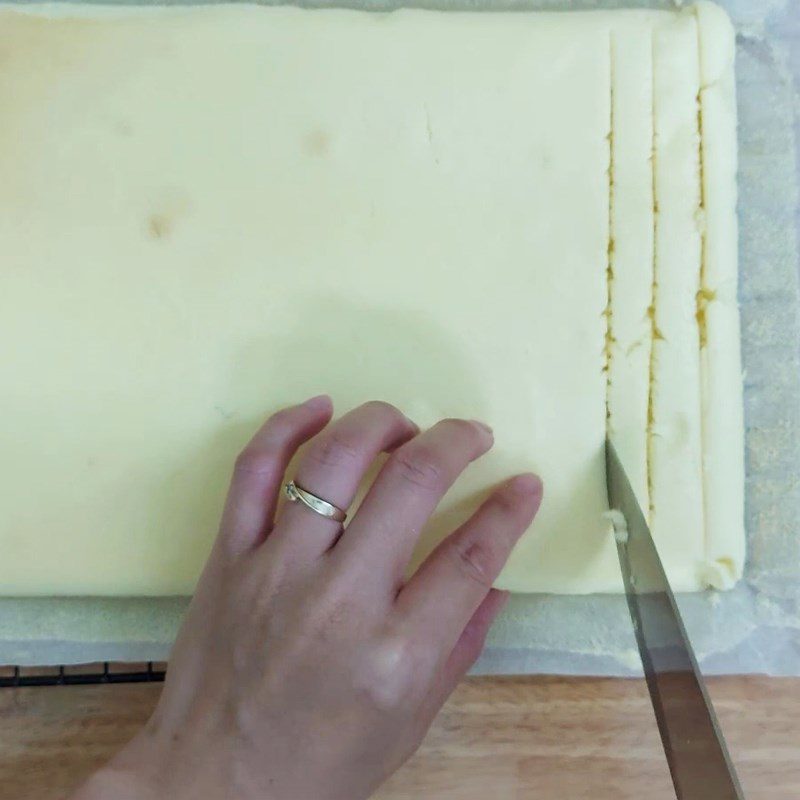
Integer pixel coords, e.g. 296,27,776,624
470,419,493,434
508,473,543,497
303,394,331,410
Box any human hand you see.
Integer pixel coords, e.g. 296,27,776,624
75,397,542,800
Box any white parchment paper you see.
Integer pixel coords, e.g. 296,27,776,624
1,0,798,675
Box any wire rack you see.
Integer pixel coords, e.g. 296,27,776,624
0,661,167,688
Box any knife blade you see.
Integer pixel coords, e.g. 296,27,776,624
605,439,745,800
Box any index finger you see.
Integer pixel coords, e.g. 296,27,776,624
332,417,493,589
396,473,542,655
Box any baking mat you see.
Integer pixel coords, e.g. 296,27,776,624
1,0,798,675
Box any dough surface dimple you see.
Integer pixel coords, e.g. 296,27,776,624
0,3,743,596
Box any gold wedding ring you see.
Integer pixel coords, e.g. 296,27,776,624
284,481,347,524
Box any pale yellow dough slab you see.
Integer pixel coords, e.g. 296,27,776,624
0,3,743,596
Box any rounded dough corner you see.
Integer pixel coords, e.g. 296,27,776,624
693,1,736,87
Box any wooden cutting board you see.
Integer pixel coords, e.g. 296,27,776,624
1,674,797,799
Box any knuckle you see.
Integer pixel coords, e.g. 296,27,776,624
390,444,445,490
355,633,421,712
447,539,496,590
307,431,362,468
234,446,280,478
361,399,402,420
441,417,482,441
264,406,298,435
491,483,523,514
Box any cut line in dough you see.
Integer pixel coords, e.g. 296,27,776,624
647,30,660,519
604,32,616,429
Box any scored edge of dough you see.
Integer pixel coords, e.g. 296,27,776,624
693,0,745,589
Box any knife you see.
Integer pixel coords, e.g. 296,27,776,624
605,440,745,800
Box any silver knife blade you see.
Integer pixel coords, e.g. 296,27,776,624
605,439,744,800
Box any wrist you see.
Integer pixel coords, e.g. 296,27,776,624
70,754,159,800
71,717,182,800
77,720,260,800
